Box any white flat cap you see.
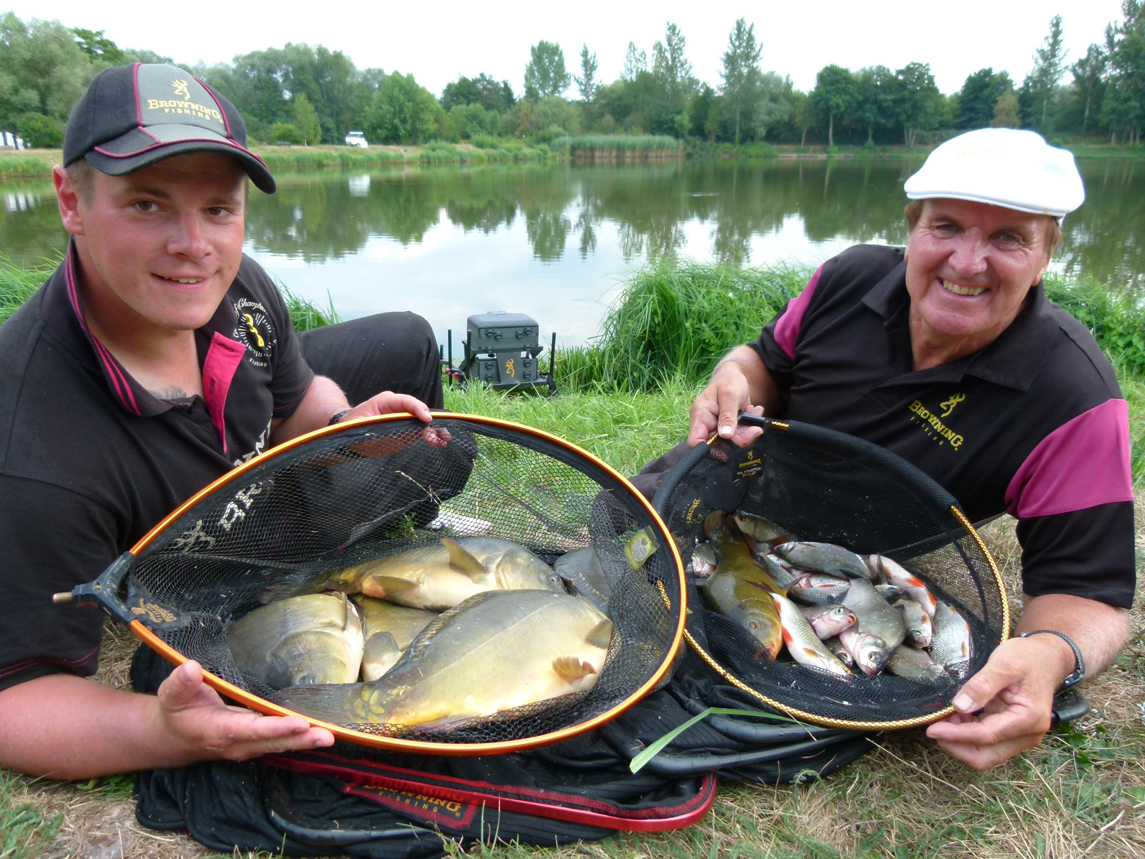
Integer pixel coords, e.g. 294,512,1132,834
904,128,1084,219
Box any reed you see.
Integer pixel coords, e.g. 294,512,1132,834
567,135,683,160
0,151,60,178
253,143,560,170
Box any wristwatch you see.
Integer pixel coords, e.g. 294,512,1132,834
328,409,353,426
1019,629,1086,691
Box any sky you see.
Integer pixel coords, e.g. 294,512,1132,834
6,0,1129,97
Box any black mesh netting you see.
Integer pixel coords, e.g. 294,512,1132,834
658,419,1007,728
111,416,684,748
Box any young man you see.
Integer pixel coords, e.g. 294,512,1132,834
0,64,441,778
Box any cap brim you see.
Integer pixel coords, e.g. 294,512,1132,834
903,189,1068,219
86,125,276,194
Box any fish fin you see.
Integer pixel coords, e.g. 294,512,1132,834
584,619,614,650
552,656,597,681
362,575,421,601
441,538,489,580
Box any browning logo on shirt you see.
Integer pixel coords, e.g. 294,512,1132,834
908,399,965,450
232,298,276,367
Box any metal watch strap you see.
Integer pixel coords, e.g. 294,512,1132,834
1019,629,1085,691
328,409,352,426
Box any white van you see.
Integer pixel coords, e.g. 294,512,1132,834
344,130,369,148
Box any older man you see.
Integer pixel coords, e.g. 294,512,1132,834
0,64,441,778
682,129,1134,770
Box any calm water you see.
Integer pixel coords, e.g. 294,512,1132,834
4,158,1143,346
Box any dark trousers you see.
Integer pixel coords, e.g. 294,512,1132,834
297,312,443,410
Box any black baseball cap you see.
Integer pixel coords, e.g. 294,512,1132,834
64,63,276,194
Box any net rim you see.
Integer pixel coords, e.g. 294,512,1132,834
122,411,689,755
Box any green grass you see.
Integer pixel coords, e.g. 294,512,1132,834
0,151,59,178
0,254,50,323
0,770,63,859
568,135,684,158
253,143,561,171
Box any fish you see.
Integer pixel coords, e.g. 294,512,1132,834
277,590,613,729
866,555,937,618
787,572,851,606
324,537,561,610
875,584,907,602
701,511,785,660
895,598,933,649
352,597,439,681
774,541,873,580
798,604,858,639
772,593,851,676
825,637,856,669
886,645,951,685
837,628,892,676
226,592,364,690
756,552,802,589
731,511,791,544
688,542,718,580
842,579,906,654
554,547,613,611
931,600,974,680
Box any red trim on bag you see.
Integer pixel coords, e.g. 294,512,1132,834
263,754,715,833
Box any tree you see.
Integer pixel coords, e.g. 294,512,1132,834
811,64,859,147
957,68,1013,129
652,23,693,111
1070,44,1107,134
1020,15,1068,134
1101,1,1145,144
0,12,101,131
574,45,598,103
523,41,570,100
71,28,123,65
16,112,64,147
367,72,438,144
993,91,1021,127
854,65,897,143
621,42,647,81
292,92,321,145
894,62,942,146
720,19,763,145
441,73,514,112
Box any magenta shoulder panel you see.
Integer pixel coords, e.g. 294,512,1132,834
203,332,248,456
1005,398,1133,519
772,266,823,359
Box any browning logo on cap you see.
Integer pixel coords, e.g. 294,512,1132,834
171,78,191,101
140,65,225,129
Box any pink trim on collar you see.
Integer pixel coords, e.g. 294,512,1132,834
774,265,823,360
202,332,247,456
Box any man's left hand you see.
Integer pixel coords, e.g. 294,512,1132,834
925,634,1066,770
342,391,434,424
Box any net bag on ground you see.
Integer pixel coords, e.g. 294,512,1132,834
64,414,686,753
653,415,1008,731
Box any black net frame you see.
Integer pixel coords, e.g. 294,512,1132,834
657,417,1009,731
81,413,687,754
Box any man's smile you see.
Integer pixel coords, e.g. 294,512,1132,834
940,278,987,297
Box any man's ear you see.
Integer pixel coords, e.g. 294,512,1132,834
54,165,85,237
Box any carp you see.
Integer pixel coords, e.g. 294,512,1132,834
352,596,439,681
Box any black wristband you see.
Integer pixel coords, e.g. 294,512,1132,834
328,409,353,426
1018,629,1086,691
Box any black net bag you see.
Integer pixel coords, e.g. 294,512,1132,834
61,414,686,753
652,415,1009,731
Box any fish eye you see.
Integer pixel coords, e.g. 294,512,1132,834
749,621,758,629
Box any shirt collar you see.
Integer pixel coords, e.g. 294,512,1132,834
859,253,1061,392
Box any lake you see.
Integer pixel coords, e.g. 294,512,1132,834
4,157,1143,347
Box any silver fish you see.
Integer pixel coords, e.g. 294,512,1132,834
837,628,892,676
798,604,857,639
866,555,937,618
895,598,933,649
886,645,951,685
554,547,613,611
772,592,851,676
687,542,718,580
787,572,851,606
775,541,873,580
756,552,802,589
842,579,906,654
825,637,855,669
931,600,973,680
731,512,791,544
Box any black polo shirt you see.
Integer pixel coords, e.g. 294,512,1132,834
751,244,1135,608
0,244,313,692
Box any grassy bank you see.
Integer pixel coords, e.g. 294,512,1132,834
568,135,683,160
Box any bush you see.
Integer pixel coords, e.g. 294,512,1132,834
470,135,502,150
16,113,64,149
532,124,569,144
269,123,304,145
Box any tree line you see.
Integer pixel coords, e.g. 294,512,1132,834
3,3,1145,150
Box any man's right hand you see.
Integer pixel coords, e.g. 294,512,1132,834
687,359,764,448
153,660,334,763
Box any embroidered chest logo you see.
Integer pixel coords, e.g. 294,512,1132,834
939,392,965,417
907,398,965,450
232,298,276,367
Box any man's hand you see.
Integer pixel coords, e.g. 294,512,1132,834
687,346,784,448
341,391,433,425
924,635,1066,770
153,661,334,762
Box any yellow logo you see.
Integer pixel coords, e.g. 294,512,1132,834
504,358,515,377
242,313,265,348
130,599,177,625
171,79,192,101
939,393,965,418
736,449,764,478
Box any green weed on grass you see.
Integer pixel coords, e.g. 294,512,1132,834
0,771,63,859
0,151,59,178
0,254,53,325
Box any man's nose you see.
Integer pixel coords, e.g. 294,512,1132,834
167,213,210,258
948,232,990,276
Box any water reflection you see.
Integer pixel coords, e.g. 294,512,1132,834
2,159,1142,321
